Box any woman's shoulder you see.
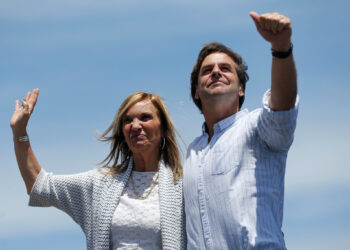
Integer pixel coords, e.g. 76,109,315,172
87,167,116,182
45,167,113,186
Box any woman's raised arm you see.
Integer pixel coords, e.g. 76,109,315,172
11,88,42,194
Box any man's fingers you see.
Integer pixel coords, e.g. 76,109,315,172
276,22,285,33
271,22,278,33
255,12,291,33
279,18,291,31
260,13,274,31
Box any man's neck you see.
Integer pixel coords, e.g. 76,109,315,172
202,102,239,142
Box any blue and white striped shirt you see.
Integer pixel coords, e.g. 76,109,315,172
184,90,298,249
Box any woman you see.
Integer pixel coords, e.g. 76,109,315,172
11,88,186,249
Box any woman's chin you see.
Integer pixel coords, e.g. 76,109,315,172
131,143,152,153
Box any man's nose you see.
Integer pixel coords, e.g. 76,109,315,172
212,64,221,78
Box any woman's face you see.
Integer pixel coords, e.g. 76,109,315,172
122,100,162,155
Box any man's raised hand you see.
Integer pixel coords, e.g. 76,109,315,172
249,11,292,51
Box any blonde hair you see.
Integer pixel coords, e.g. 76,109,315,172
99,92,182,181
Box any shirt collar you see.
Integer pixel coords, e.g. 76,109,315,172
202,109,249,135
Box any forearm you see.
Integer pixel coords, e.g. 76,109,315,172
249,12,297,110
13,132,41,194
269,53,297,110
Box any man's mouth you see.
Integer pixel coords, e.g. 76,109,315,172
208,80,226,87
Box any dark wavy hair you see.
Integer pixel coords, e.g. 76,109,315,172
190,42,249,111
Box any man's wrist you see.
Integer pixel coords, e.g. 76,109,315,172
271,40,292,51
271,43,293,59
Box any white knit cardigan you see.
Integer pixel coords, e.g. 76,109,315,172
29,159,186,250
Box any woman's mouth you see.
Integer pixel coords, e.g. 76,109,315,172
131,134,145,140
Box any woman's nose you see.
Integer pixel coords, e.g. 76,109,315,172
131,120,142,130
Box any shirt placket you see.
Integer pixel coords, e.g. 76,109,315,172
197,144,213,250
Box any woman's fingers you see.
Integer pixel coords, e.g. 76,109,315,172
29,88,39,108
11,89,39,131
22,99,28,109
21,88,39,113
25,91,31,102
14,100,20,111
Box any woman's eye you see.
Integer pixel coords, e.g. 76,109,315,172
141,114,152,121
123,118,131,124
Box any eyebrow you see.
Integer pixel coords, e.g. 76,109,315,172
200,62,234,71
124,111,153,118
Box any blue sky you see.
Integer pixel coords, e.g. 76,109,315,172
1,0,350,249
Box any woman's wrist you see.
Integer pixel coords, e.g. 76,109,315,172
12,130,29,142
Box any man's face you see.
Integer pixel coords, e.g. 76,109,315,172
195,52,244,110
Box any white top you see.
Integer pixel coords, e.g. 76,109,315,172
29,158,186,250
111,171,161,250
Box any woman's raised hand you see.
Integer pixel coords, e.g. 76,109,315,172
10,88,39,135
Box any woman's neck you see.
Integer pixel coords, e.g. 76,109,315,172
132,152,160,172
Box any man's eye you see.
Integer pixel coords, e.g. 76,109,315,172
201,68,211,75
221,66,231,72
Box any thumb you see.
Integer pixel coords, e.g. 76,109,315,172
249,11,260,27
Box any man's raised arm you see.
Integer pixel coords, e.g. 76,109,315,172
250,11,297,111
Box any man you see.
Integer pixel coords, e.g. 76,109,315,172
183,11,298,249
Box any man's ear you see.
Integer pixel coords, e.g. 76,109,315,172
239,84,244,97
194,88,199,100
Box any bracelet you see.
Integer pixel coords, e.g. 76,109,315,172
18,135,29,142
271,43,293,58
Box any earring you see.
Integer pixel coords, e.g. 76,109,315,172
160,137,166,150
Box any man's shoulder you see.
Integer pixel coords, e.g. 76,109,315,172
227,108,263,132
188,135,203,149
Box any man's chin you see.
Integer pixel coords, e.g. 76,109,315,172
207,88,232,96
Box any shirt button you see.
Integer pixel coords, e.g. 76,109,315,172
200,209,205,214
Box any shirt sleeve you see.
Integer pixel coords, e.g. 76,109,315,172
256,89,299,152
29,168,96,226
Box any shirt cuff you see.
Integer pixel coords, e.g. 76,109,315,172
28,168,52,207
262,89,299,120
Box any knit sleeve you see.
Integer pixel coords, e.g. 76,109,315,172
256,89,299,152
29,168,97,227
